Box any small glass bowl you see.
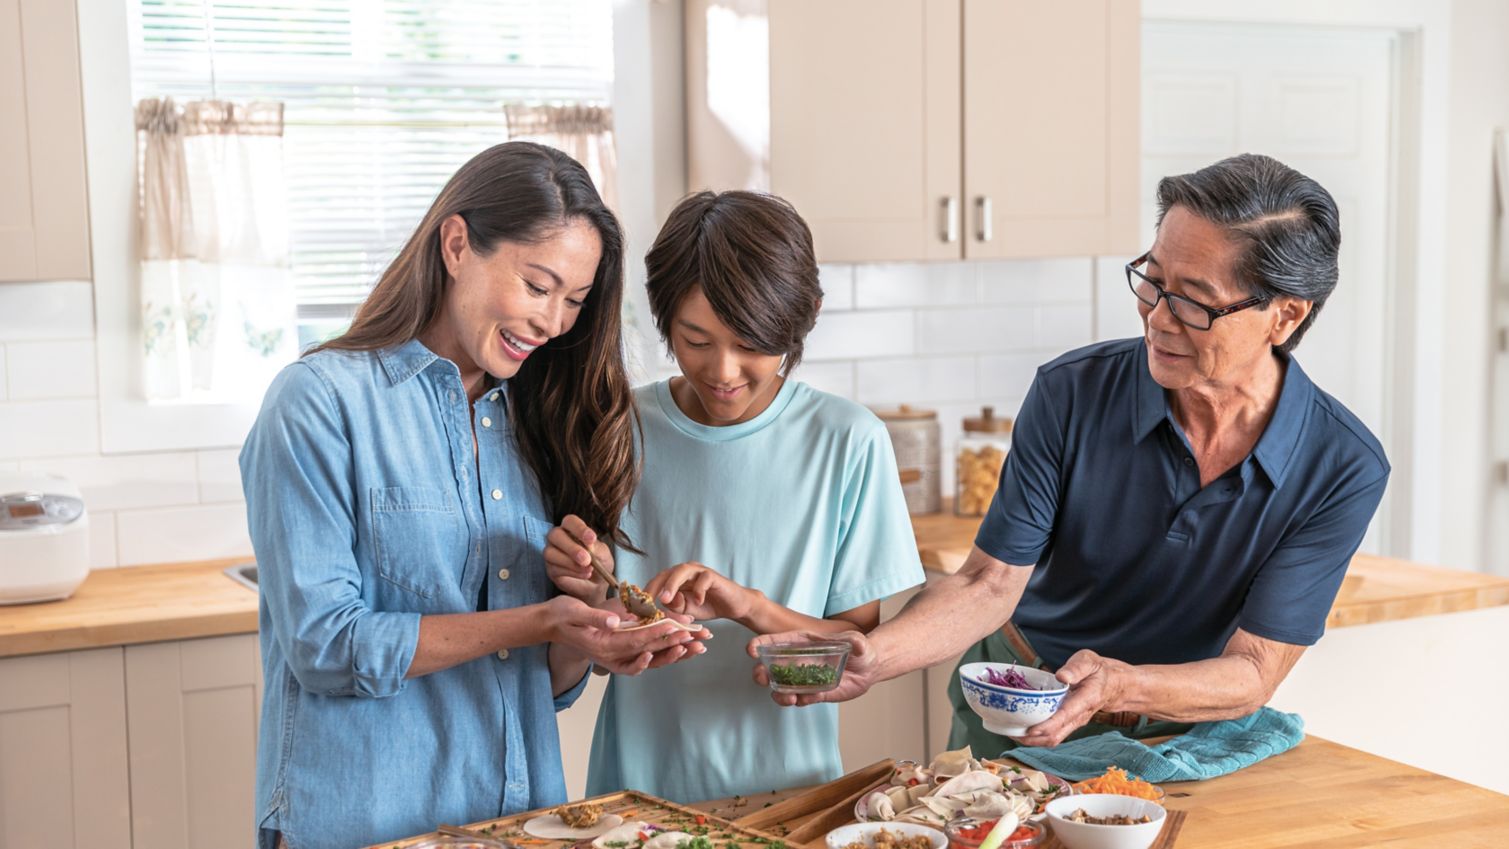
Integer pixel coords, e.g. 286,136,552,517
945,818,1045,849
756,641,851,694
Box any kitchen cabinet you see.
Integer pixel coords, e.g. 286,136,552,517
0,635,261,849
0,647,132,848
0,0,92,281
125,634,263,849
685,0,1139,263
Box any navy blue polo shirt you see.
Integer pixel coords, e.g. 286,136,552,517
976,338,1390,668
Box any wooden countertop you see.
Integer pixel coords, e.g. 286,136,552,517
911,509,1509,628
690,735,1509,848
0,558,258,658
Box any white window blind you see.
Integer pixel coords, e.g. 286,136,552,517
127,0,614,317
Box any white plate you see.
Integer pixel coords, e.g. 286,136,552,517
825,822,947,849
523,812,625,840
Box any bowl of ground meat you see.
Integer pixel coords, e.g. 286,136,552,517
1043,794,1166,849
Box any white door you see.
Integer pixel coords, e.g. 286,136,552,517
1142,22,1396,553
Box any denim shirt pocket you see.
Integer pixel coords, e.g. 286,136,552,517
371,486,467,602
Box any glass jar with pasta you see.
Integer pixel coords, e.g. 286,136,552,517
954,406,1012,517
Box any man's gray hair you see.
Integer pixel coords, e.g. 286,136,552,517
1155,153,1340,353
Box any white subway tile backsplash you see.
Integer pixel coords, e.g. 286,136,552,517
805,310,914,361
5,339,97,399
0,281,95,341
819,264,855,312
915,306,1038,355
1035,303,1094,351
855,356,978,406
0,400,100,459
17,452,198,510
977,352,1050,400
978,258,1094,304
795,361,855,400
854,263,977,308
197,448,245,503
116,503,252,566
88,511,118,569
1094,256,1144,342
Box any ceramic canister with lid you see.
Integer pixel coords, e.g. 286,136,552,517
875,405,941,515
955,406,1013,516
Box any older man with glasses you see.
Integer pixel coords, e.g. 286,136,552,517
753,153,1390,753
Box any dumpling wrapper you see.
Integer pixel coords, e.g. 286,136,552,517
959,792,1017,820
928,746,978,778
891,763,933,787
934,769,1004,799
524,813,625,840
884,785,915,811
863,790,897,821
896,805,949,827
919,795,969,818
593,822,648,848
1007,769,1050,794
642,831,695,849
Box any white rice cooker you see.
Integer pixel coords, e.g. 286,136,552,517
0,473,90,605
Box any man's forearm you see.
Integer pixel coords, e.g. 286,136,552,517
865,546,1032,684
1106,630,1303,723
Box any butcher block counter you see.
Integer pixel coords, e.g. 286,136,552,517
910,508,1509,628
0,558,257,658
374,735,1509,848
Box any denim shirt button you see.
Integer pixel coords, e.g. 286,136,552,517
498,568,511,581
496,649,509,661
491,489,503,501
482,416,493,428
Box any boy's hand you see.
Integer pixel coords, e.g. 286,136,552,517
643,561,759,624
545,514,612,602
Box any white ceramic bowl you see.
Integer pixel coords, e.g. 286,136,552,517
958,662,1068,737
824,821,948,849
1043,794,1166,849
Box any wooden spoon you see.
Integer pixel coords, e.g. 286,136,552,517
569,529,664,623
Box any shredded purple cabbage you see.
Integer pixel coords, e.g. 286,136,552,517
981,666,1037,689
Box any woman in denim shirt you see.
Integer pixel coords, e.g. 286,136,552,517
241,142,706,849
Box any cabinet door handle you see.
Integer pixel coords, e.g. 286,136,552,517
976,196,993,242
941,196,959,243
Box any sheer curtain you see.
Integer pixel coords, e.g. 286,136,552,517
504,104,620,210
135,97,296,401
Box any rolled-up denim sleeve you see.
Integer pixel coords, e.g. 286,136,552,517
240,362,420,698
552,667,592,712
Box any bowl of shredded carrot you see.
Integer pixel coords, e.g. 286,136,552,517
1070,767,1165,803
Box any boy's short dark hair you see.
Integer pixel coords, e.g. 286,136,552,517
645,191,823,373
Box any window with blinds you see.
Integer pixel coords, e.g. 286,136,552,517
127,0,614,333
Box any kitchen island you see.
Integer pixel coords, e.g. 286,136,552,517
373,734,1509,848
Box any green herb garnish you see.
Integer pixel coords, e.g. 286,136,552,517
767,663,837,687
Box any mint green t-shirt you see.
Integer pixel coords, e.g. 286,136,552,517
584,379,925,803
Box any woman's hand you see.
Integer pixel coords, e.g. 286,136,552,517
643,561,759,623
547,595,709,675
545,514,613,602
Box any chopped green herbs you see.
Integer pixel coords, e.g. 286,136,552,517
766,663,838,687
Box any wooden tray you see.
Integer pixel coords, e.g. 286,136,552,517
370,790,790,849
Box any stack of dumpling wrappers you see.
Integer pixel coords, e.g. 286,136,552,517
859,747,1057,827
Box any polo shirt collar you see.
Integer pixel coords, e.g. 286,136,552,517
1130,339,1313,489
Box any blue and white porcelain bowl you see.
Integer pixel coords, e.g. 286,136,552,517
959,662,1068,737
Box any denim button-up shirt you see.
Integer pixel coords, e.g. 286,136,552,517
240,339,587,849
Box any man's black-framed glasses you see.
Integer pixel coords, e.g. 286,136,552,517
1125,252,1267,331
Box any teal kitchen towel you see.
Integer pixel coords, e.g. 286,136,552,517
1005,707,1305,782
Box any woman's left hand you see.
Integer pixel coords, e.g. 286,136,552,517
643,561,758,623
1014,649,1128,747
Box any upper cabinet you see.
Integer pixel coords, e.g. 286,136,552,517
686,0,1139,263
0,0,92,282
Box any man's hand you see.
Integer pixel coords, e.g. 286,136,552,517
545,515,612,601
644,561,758,623
748,630,878,706
1014,649,1128,747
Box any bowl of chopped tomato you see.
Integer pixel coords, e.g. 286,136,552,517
945,818,1045,849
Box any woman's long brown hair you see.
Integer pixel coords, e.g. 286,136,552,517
310,141,639,548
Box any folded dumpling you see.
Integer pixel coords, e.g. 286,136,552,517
863,790,897,821
934,769,1005,799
